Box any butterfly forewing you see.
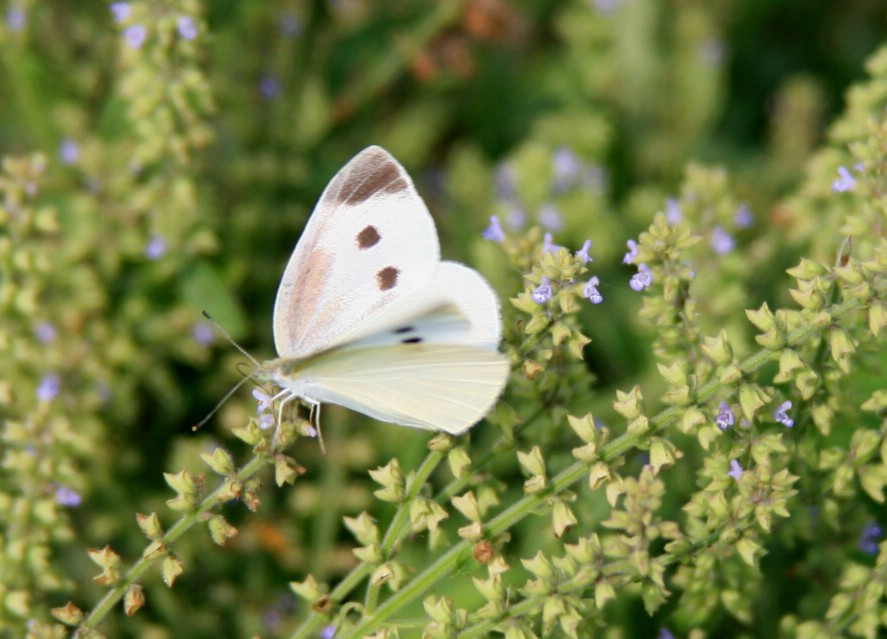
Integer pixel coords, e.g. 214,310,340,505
273,147,440,359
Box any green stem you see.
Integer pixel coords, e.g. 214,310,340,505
364,450,444,615
75,454,269,636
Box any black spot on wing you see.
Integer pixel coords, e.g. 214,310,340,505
394,326,414,334
377,266,399,291
356,225,381,249
401,337,423,344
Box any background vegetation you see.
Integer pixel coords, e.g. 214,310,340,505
3,1,887,638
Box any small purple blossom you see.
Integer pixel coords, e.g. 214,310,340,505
832,166,856,193
538,203,563,231
321,625,336,639
304,424,318,438
58,138,79,165
629,263,653,291
774,400,794,427
38,373,61,403
279,13,302,38
711,225,735,254
482,215,505,243
552,147,581,190
253,388,273,414
506,206,526,230
583,276,603,304
532,277,553,304
657,629,675,639
34,320,57,344
575,239,593,264
735,203,753,228
55,485,82,508
593,0,620,13
715,402,734,430
192,322,215,346
665,197,682,224
259,413,275,430
145,234,167,260
110,2,132,23
259,75,282,100
176,15,198,40
7,6,26,32
124,24,148,49
728,459,743,480
494,163,517,202
542,233,561,255
859,522,883,556
623,239,638,264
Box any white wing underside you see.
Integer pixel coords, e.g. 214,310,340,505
275,344,509,434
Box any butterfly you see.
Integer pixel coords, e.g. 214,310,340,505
258,146,509,436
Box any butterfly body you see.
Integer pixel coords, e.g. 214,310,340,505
261,146,508,435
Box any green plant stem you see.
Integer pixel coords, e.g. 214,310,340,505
333,294,872,637
363,450,444,616
74,453,269,636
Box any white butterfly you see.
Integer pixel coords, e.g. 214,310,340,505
258,146,509,436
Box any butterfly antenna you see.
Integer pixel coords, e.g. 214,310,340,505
192,373,255,431
201,310,262,368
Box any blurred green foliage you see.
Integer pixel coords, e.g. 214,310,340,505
2,1,887,638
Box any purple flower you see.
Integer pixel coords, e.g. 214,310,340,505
623,239,638,264
58,138,79,165
176,15,197,40
728,459,743,480
55,485,82,507
657,629,675,639
575,239,593,264
259,413,275,430
7,6,26,32
259,75,282,100
542,233,561,255
253,388,273,414
110,2,131,23
506,206,526,230
145,234,167,260
279,13,302,38
321,625,336,639
494,163,517,202
304,424,318,438
859,522,883,556
715,402,734,430
552,147,581,190
583,276,603,304
38,373,61,403
774,400,794,427
629,263,653,291
593,0,620,13
735,203,753,228
532,277,552,304
124,24,148,49
711,225,735,254
482,216,505,243
34,320,57,344
832,166,856,193
538,204,563,231
665,198,682,224
192,322,215,346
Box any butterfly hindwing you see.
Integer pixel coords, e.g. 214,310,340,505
273,147,440,359
287,344,509,434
